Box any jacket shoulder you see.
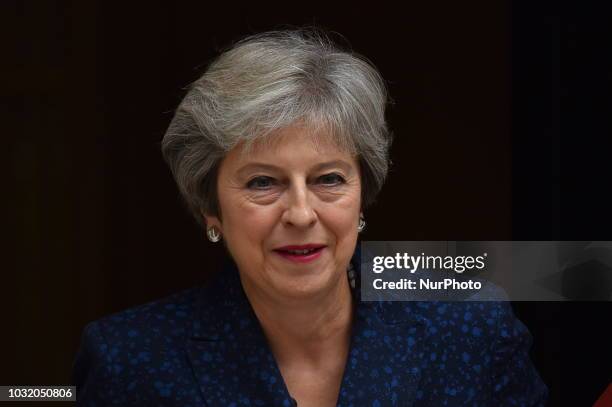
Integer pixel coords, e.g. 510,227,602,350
73,287,203,406
95,286,201,339
380,300,547,405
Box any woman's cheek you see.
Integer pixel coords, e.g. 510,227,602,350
242,207,280,239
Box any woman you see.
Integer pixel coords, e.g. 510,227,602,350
73,29,548,406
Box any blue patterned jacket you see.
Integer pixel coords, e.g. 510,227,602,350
73,245,548,406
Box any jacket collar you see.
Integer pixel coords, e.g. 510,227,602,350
186,243,427,406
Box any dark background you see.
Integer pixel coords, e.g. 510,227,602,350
5,2,611,406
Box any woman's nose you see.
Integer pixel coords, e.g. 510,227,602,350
281,183,317,228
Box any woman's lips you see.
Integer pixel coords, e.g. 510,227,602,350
273,246,325,263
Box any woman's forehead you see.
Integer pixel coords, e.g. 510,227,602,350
233,126,355,162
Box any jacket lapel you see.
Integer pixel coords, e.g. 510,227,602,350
335,300,427,406
336,244,427,406
185,261,294,406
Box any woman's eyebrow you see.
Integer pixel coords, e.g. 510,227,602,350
237,163,278,174
311,160,353,173
236,160,353,177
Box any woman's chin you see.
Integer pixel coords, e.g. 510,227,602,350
280,273,348,302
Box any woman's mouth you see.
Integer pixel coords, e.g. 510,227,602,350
273,245,326,263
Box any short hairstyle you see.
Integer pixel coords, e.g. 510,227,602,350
162,28,392,227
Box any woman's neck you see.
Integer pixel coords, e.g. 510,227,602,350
241,274,354,367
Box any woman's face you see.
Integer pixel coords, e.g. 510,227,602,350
204,126,362,303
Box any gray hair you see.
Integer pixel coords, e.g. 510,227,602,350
162,29,392,227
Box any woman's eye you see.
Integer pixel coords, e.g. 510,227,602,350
318,173,345,186
246,176,275,190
